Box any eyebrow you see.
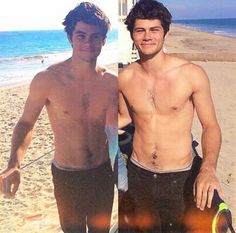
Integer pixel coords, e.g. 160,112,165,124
134,26,162,31
74,30,87,34
74,30,102,36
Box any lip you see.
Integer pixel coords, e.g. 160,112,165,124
141,43,155,46
80,49,95,52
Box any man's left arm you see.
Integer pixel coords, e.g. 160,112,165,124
191,65,222,211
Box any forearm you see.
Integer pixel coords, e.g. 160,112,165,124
201,124,222,172
8,120,34,169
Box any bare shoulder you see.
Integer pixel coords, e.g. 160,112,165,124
119,62,136,77
30,69,53,91
97,66,117,89
118,62,137,88
103,69,117,80
47,60,69,76
183,62,209,81
179,61,210,92
167,55,208,79
166,55,191,70
29,60,68,92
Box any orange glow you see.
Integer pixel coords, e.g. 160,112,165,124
89,213,110,229
183,209,213,233
120,211,157,229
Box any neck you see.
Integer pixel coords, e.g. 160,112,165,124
139,50,167,76
70,56,97,78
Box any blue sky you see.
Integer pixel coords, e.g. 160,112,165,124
0,0,118,31
161,0,236,20
0,0,235,31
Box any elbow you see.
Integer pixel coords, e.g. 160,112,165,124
14,119,35,133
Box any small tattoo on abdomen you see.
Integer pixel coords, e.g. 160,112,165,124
152,151,158,160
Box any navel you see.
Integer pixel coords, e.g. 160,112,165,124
151,147,158,165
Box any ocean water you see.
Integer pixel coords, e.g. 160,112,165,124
174,18,236,38
0,29,117,87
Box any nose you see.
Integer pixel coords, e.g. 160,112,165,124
143,30,152,41
83,36,93,45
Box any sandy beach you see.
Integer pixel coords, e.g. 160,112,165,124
165,25,236,227
0,64,118,233
0,24,236,232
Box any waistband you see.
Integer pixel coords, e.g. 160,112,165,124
130,157,193,174
52,159,111,172
128,155,202,177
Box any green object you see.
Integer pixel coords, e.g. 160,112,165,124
212,202,229,233
212,201,235,233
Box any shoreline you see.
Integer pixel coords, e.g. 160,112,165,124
165,24,236,55
1,23,236,231
173,23,236,40
0,63,118,90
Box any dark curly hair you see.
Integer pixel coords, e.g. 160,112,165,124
62,2,110,39
125,0,172,36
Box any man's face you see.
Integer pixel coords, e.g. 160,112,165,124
132,19,165,57
70,22,105,62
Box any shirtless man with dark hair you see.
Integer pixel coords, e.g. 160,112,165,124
118,0,222,232
0,2,117,233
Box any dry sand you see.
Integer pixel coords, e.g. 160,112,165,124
1,25,236,232
165,25,236,227
0,64,118,233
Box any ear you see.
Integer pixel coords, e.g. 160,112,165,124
164,31,169,40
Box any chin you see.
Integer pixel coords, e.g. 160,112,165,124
140,49,162,57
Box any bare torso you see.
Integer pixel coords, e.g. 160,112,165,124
120,57,195,171
44,60,117,169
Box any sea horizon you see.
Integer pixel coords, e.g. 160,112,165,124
173,18,236,38
0,28,118,87
1,18,236,87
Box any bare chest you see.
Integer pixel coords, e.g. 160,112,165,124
124,76,192,115
47,80,111,121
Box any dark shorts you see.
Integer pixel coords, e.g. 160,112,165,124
52,160,114,233
119,156,218,233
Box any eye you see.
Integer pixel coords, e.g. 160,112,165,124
151,28,160,32
91,34,103,43
135,29,144,33
92,35,101,40
77,34,86,40
150,27,162,33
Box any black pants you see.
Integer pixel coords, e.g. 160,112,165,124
52,160,114,233
119,156,217,233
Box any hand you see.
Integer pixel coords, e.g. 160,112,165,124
0,167,20,198
193,167,223,211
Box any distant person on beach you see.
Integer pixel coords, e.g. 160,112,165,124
0,2,116,233
118,0,223,232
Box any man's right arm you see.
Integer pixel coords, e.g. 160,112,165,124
118,68,132,129
0,71,52,197
118,92,132,129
